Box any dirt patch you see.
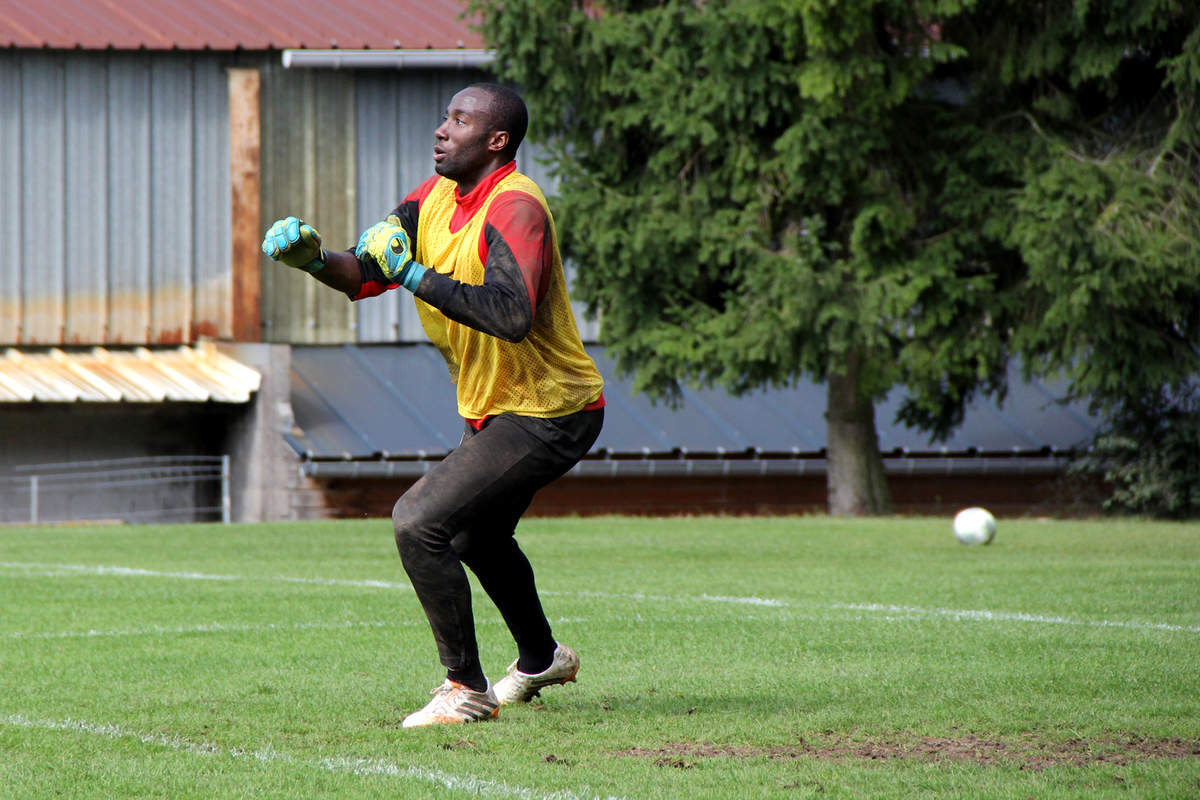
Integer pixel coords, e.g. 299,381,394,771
615,732,1200,770
438,739,479,751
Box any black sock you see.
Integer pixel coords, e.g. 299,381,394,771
447,664,488,693
517,645,554,676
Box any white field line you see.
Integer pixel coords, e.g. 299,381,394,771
318,757,629,800
1,560,1197,635
1,619,414,640
829,602,1200,633
2,713,633,800
555,589,1200,633
0,561,409,590
1,617,587,641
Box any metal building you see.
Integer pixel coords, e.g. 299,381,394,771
0,1,520,522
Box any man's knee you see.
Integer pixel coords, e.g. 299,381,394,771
392,496,432,558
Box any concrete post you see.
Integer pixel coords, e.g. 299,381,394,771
217,342,297,522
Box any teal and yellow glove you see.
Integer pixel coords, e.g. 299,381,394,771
261,216,326,273
355,215,426,292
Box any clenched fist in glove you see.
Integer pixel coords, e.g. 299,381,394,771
262,216,326,273
356,215,427,292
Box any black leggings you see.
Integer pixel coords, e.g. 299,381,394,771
392,407,603,672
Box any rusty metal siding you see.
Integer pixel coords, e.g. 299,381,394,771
20,53,67,344
150,58,195,344
107,53,153,343
65,56,110,343
2,48,601,348
0,49,233,346
194,60,233,340
0,51,18,342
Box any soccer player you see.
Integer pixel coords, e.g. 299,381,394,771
262,84,605,727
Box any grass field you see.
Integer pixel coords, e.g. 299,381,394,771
1,515,1197,799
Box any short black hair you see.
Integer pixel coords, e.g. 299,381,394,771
469,83,528,159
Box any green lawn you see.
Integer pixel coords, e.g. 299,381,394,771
1,516,1197,799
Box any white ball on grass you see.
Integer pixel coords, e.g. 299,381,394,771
953,506,997,546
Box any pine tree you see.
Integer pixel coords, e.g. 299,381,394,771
473,0,1200,515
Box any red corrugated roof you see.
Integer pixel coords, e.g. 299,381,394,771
0,0,483,50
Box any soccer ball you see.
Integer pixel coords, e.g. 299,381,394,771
953,507,996,546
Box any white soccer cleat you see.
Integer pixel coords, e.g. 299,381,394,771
493,643,580,705
401,679,500,728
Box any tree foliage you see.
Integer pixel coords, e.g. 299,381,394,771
471,0,1200,510
1071,385,1200,518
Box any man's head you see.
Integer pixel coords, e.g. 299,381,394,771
433,84,528,193
469,83,528,159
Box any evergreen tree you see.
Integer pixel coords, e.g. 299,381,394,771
472,0,1200,515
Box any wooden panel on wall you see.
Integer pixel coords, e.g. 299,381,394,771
229,67,261,342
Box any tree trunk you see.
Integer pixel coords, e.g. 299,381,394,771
825,353,893,516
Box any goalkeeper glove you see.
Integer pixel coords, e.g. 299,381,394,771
355,216,426,292
261,216,326,273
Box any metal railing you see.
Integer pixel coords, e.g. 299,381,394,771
0,456,230,525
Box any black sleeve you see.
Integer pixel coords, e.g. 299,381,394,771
413,220,535,343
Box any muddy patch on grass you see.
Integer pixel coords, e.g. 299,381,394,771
616,732,1200,770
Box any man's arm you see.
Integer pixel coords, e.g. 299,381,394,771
261,215,363,296
264,176,433,302
309,250,364,296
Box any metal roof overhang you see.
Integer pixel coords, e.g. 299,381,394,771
281,49,494,69
288,344,1099,478
0,341,261,403
300,454,1074,480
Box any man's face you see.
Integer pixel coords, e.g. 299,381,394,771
433,88,500,186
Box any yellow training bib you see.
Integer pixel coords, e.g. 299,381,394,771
413,172,603,419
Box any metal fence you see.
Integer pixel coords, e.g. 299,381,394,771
0,456,230,525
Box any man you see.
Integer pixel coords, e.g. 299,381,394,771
262,84,604,727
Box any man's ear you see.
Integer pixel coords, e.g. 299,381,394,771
487,130,510,155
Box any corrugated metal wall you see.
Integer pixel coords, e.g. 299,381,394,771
0,51,600,347
258,59,358,344
0,50,233,345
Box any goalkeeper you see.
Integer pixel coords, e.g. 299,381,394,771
262,84,604,728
